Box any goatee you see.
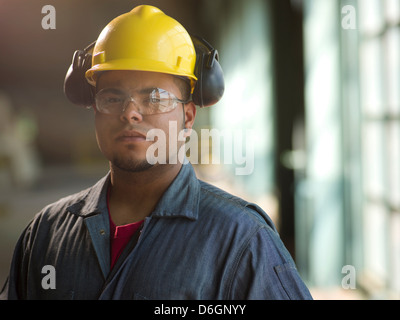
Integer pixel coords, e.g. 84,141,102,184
112,157,154,173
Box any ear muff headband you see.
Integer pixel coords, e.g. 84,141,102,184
63,36,224,108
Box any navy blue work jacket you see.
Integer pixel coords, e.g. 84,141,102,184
0,163,312,300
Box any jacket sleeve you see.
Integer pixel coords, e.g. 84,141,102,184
0,219,37,300
228,224,313,300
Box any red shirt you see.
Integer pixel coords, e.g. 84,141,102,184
107,189,143,270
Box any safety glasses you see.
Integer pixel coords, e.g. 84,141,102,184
95,87,189,115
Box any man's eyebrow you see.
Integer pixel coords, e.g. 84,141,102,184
98,87,166,95
137,87,183,99
137,87,158,95
97,87,125,94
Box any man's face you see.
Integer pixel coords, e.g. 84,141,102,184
94,70,192,173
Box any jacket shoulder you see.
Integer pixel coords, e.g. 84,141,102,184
198,180,277,231
36,187,91,220
31,173,109,226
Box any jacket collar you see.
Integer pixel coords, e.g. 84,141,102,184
151,163,200,220
67,174,110,218
67,163,200,221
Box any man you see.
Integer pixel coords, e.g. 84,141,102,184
0,5,312,300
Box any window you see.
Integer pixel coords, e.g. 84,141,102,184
301,0,400,299
359,0,400,298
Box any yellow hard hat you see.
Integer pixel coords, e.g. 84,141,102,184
85,5,197,91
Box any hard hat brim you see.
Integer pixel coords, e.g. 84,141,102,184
85,59,197,89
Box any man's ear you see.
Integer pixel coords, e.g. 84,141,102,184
183,102,196,137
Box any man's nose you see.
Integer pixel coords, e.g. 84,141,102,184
120,99,143,123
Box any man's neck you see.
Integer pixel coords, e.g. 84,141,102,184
107,163,182,225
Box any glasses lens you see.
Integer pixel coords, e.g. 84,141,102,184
95,88,126,115
139,88,178,114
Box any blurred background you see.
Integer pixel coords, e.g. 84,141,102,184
1,0,399,300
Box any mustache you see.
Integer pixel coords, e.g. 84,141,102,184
113,125,151,141
121,125,150,136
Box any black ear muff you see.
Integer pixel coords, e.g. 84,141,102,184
191,35,225,108
63,42,96,107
